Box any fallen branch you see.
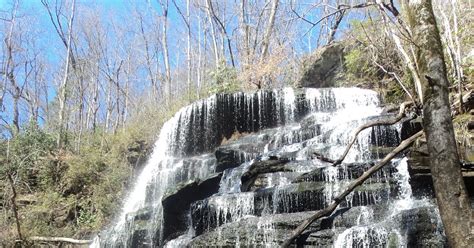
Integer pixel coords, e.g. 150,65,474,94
27,236,92,244
332,101,413,166
312,152,336,164
281,130,423,247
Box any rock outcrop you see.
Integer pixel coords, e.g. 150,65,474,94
297,43,347,88
161,173,223,242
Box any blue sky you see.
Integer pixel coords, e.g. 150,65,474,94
0,0,359,137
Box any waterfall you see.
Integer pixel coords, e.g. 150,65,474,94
92,87,444,247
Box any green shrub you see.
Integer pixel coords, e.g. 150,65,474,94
208,63,241,94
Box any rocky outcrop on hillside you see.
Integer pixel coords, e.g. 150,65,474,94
297,43,347,88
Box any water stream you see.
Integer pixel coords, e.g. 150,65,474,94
91,88,444,247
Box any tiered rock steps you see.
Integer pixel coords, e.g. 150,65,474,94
125,107,403,246
188,204,445,247
189,160,399,237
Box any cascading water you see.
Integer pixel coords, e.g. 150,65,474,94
92,87,445,247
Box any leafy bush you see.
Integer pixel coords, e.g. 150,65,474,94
345,48,376,79
208,63,241,94
0,123,56,188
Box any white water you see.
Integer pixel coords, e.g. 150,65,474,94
91,87,435,247
333,158,438,248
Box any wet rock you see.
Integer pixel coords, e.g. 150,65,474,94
254,182,394,216
188,212,317,247
189,204,441,247
161,173,223,242
299,229,338,247
144,154,217,205
171,91,315,156
191,182,395,236
407,144,435,198
127,140,152,169
241,158,291,192
215,147,251,172
467,121,474,131
396,206,447,247
401,119,423,141
130,220,150,248
369,125,400,147
294,162,395,183
129,206,153,221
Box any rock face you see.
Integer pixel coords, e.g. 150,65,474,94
189,205,445,247
240,158,291,192
161,173,223,242
94,88,448,248
297,43,346,88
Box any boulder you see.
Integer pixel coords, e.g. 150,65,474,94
297,43,346,88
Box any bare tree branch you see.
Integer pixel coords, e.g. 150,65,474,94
332,101,414,166
282,130,424,247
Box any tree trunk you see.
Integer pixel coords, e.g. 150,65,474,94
260,0,279,60
12,83,20,134
57,0,76,149
197,13,203,95
240,0,250,67
7,173,22,242
3,1,19,135
327,8,345,45
404,0,473,246
160,0,172,101
207,1,235,68
206,0,221,68
186,0,191,96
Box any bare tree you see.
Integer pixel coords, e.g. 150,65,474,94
158,0,172,101
1,0,19,135
239,0,250,67
206,1,235,67
436,0,466,113
56,0,76,149
260,0,279,61
205,0,220,69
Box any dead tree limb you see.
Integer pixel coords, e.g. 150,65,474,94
27,236,92,244
290,1,377,37
312,152,336,164
332,101,413,166
327,8,346,44
281,130,423,247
